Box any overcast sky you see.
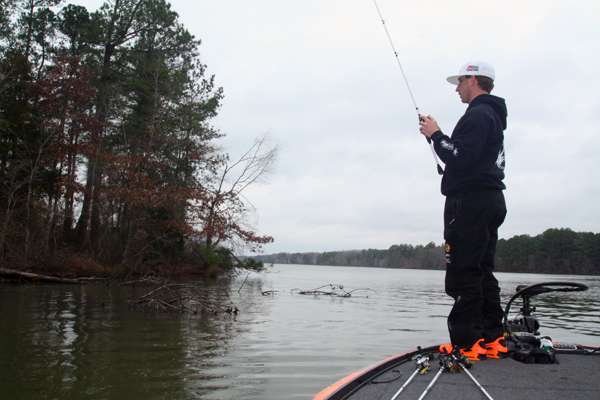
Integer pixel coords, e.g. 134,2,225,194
79,0,600,254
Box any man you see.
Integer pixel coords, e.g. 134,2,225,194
419,61,508,360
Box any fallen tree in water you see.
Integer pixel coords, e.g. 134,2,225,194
129,282,239,315
291,283,374,298
0,267,106,284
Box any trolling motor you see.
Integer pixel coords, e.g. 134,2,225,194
502,281,588,364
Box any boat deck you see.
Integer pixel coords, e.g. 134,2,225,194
317,348,600,400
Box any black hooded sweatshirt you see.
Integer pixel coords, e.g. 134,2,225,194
430,94,507,196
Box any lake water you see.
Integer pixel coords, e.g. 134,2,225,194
1,265,599,399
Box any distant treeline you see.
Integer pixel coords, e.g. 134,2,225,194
255,229,600,275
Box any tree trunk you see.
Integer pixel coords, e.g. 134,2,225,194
75,1,120,251
0,197,15,259
63,131,77,241
0,267,79,283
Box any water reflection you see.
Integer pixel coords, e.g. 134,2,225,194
0,281,264,400
1,267,599,400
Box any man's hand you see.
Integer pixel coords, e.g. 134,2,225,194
419,115,440,138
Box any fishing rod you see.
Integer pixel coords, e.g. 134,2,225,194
389,354,430,400
416,364,444,400
416,353,495,400
457,361,495,400
371,0,444,175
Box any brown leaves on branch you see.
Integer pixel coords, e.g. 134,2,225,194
190,136,277,253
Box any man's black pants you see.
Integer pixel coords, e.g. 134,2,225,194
443,190,506,348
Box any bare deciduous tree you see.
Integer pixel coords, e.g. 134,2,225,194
194,136,276,252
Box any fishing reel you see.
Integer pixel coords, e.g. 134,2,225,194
435,350,472,375
414,354,431,374
503,282,588,364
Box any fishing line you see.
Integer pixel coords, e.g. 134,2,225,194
371,0,444,175
371,0,418,114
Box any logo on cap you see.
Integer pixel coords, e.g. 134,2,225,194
466,65,479,72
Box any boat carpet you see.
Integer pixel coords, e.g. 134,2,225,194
340,353,600,400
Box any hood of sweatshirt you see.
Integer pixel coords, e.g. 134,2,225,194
469,94,507,130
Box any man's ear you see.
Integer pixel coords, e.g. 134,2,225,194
469,76,483,92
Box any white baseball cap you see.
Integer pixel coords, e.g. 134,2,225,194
447,61,495,85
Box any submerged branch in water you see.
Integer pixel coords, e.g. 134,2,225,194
0,267,107,284
291,283,375,298
130,283,240,315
